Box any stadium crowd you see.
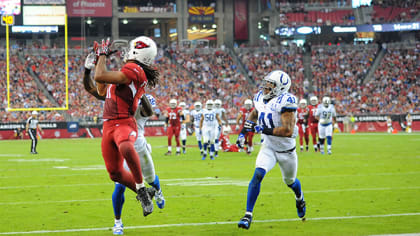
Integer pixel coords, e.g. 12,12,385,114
236,45,307,98
310,44,379,115
1,41,419,123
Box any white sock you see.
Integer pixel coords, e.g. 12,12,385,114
327,145,332,151
245,211,253,216
115,219,122,225
168,146,172,152
176,147,180,152
135,182,145,190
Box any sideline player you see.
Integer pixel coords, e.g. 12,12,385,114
315,96,336,155
308,96,319,151
26,111,44,154
297,99,310,152
214,99,228,156
238,70,305,230
164,99,184,156
406,114,412,133
179,102,190,154
200,100,222,160
235,99,255,154
93,37,159,216
387,116,393,133
190,101,204,155
84,52,165,234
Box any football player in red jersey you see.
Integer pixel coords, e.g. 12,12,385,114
93,37,160,217
308,96,319,152
163,99,184,156
297,99,310,152
235,99,255,154
219,126,239,152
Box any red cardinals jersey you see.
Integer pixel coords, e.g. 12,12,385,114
297,107,309,125
308,105,318,124
166,107,183,127
103,63,147,120
240,107,254,125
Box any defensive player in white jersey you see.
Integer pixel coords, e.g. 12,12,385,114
214,99,229,156
238,70,305,230
112,94,165,235
315,96,336,155
190,102,204,155
179,102,190,154
200,100,222,160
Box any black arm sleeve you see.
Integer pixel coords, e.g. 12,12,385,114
83,68,106,101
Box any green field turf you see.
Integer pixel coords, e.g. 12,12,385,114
0,133,419,236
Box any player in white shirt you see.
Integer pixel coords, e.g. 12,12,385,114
200,100,222,160
112,95,165,235
179,102,190,154
238,70,305,230
315,96,336,155
190,102,204,155
406,114,412,133
214,99,229,157
387,116,393,133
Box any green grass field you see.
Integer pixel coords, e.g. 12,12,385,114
0,133,419,236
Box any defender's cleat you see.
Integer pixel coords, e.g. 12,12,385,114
210,156,214,160
202,155,206,160
238,214,252,230
112,223,124,235
296,198,306,218
183,149,186,154
155,189,165,209
176,151,181,156
136,187,153,216
164,151,171,156
215,151,218,158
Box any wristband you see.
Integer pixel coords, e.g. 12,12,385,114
262,127,274,135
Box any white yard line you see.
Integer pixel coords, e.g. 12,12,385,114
0,186,419,205
0,213,419,235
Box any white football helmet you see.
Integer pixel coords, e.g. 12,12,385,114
32,111,38,115
214,99,222,109
194,101,202,111
299,99,307,108
263,70,291,100
322,96,330,108
179,102,186,109
124,36,157,66
244,99,253,109
310,96,318,106
222,125,231,135
206,100,214,110
145,94,156,108
169,99,177,109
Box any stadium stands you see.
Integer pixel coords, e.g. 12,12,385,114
369,44,419,114
236,45,307,98
1,41,419,122
311,44,379,115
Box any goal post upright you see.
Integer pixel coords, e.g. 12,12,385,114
6,14,69,112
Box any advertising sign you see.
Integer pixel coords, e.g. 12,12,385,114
67,0,112,17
